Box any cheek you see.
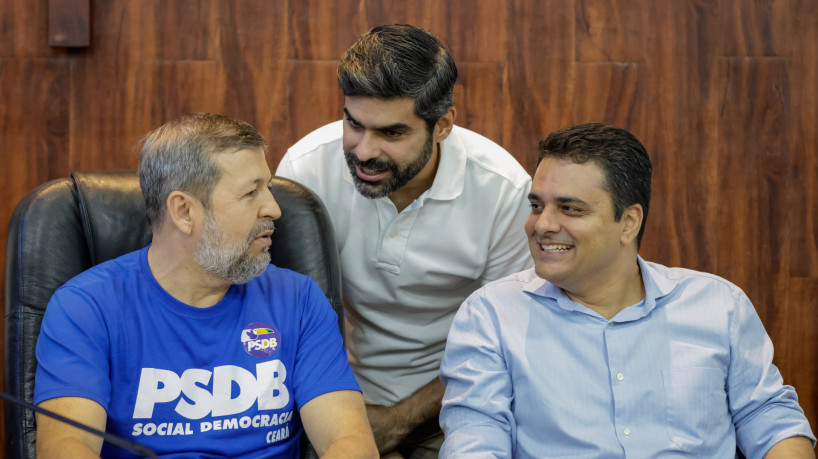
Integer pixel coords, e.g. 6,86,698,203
524,214,537,235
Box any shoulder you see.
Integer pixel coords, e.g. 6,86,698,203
285,121,344,160
448,126,531,190
250,264,316,294
643,260,751,315
247,265,329,312
646,260,745,294
56,249,143,297
465,269,540,309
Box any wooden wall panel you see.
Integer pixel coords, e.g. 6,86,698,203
215,0,289,159
641,0,721,271
575,0,648,62
454,63,506,146
572,62,646,134
788,0,818,278
505,0,575,172
0,0,53,57
720,0,791,57
2,0,818,445
716,57,790,327
284,60,343,160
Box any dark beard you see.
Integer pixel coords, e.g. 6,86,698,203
344,133,434,199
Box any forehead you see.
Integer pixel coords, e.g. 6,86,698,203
343,95,422,126
212,148,270,185
531,157,609,199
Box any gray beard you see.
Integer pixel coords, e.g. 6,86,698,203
194,212,273,284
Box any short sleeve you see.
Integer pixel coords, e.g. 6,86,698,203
34,287,112,409
291,279,360,408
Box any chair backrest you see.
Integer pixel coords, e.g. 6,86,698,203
4,171,342,459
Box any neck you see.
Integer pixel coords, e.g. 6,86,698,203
564,258,644,320
389,145,440,212
147,233,231,308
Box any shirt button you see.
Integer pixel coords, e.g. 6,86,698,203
616,373,624,381
608,322,615,327
623,428,631,436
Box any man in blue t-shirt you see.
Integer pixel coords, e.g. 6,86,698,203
34,113,378,458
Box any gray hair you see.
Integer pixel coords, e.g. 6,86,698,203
338,24,457,131
138,113,266,228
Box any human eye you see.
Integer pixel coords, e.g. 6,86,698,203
529,201,543,213
561,205,583,215
384,129,402,138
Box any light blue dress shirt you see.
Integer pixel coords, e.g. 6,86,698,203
440,257,815,458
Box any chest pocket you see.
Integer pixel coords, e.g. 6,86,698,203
662,367,729,452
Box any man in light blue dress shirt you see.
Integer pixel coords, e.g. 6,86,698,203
439,123,816,458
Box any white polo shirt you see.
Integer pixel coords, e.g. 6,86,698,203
277,121,533,405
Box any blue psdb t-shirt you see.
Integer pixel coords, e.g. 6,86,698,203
34,247,360,458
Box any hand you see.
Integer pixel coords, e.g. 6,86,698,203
365,403,412,455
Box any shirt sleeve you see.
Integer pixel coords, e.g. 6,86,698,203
291,278,360,409
480,178,534,286
439,295,515,458
34,287,112,409
728,288,816,458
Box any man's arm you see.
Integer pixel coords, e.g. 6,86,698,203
36,397,107,459
764,436,815,458
365,377,444,454
728,290,817,455
300,389,377,458
439,297,514,458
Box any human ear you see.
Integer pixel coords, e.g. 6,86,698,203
166,191,198,236
433,107,456,143
620,203,643,246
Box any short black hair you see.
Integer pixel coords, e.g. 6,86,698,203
537,123,652,247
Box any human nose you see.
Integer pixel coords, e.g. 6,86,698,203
261,186,282,220
534,206,560,234
354,131,380,162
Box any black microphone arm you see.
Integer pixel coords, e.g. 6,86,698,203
0,391,158,459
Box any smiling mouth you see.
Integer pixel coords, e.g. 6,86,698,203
539,243,573,252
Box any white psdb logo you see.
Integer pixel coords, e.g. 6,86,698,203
132,360,289,419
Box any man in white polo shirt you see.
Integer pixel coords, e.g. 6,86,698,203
276,24,532,458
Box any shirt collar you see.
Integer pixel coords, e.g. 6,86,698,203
428,128,466,201
522,256,680,321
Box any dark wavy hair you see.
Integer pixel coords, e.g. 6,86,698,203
338,24,457,131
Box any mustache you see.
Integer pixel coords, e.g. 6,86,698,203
249,220,276,241
344,151,397,174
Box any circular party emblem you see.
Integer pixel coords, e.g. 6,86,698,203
241,322,281,358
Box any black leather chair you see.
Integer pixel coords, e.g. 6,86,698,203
4,171,342,459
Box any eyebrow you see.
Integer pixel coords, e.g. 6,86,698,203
343,108,412,134
528,193,589,207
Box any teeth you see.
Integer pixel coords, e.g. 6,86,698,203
541,243,572,252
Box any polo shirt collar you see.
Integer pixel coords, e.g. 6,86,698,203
427,129,466,201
